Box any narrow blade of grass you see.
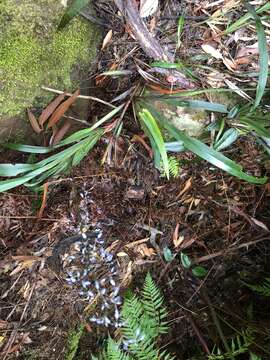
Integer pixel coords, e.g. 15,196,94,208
245,2,269,108
224,2,270,35
177,15,185,48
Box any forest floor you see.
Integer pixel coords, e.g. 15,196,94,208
1,0,270,359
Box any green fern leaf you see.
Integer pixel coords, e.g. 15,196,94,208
142,273,168,335
245,277,270,297
106,338,132,360
208,329,253,360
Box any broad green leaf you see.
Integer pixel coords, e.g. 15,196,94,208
143,104,267,184
192,266,208,278
150,61,196,79
245,3,269,108
0,163,38,177
163,247,174,262
58,0,89,30
138,109,169,178
0,136,94,192
180,252,191,269
227,105,240,119
35,138,90,167
214,128,239,151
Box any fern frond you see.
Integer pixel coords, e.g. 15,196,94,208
94,273,174,360
121,294,144,339
208,329,253,360
106,338,132,360
245,277,270,297
161,156,180,178
129,337,160,360
160,349,176,360
168,156,180,178
141,273,168,335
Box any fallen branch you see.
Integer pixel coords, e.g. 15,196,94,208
114,0,194,89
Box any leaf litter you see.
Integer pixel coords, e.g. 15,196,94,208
1,0,270,358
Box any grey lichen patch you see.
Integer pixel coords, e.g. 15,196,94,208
0,0,100,118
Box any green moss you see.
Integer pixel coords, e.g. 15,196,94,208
0,0,100,117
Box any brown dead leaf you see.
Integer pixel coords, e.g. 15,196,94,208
51,120,72,145
121,261,133,287
131,134,153,158
173,223,179,247
47,89,79,129
138,244,155,257
102,29,113,50
235,56,252,66
7,332,32,354
9,257,39,276
201,43,223,59
176,177,192,200
235,42,270,59
37,183,49,219
173,223,185,248
12,256,40,261
27,109,42,134
39,92,66,126
223,57,237,71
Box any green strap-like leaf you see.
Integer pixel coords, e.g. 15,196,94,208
0,163,38,177
214,128,239,151
3,143,54,154
167,123,267,184
58,0,90,30
138,109,169,178
245,2,269,108
142,104,267,184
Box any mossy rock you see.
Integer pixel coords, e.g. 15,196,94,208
0,0,101,139
154,100,207,138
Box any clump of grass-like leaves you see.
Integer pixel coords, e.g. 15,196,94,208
136,91,269,185
0,105,123,192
